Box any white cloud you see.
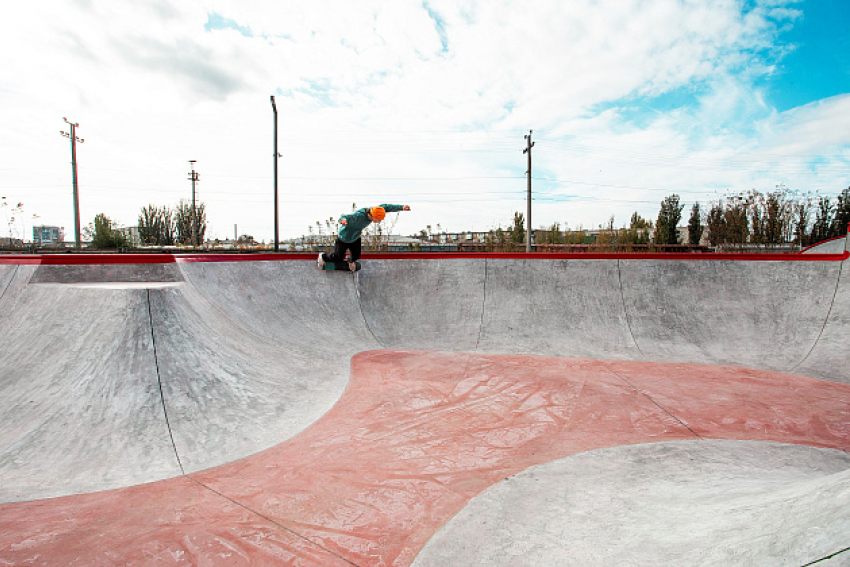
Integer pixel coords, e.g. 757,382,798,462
760,95,850,153
0,0,846,243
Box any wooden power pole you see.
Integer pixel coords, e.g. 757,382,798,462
188,160,199,247
523,130,535,252
60,118,84,248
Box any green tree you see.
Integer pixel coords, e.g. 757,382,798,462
565,226,587,245
831,187,850,237
725,198,749,247
706,197,749,248
509,212,525,245
615,213,650,246
139,205,157,245
747,189,792,245
706,203,726,247
793,198,811,247
687,203,702,245
654,194,684,246
595,216,618,249
810,196,833,244
138,205,174,246
485,227,510,251
537,222,565,245
764,191,790,244
630,212,650,230
175,200,207,245
86,213,128,249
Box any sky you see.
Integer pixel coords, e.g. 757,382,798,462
1,0,848,243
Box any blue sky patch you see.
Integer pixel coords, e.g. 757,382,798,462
204,12,253,37
423,1,449,53
588,85,702,129
761,0,850,111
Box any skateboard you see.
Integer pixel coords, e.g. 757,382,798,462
322,260,361,272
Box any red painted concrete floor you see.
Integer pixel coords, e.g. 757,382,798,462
1,350,849,566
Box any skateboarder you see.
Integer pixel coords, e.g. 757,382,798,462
318,204,411,270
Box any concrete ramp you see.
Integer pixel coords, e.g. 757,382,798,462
358,253,849,382
152,259,380,473
619,258,842,372
0,251,848,566
415,440,850,566
358,258,487,351
478,258,641,358
0,265,180,501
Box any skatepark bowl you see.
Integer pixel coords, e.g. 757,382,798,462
1,248,849,566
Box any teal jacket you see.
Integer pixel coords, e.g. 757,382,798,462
338,204,404,243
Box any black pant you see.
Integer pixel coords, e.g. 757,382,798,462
323,238,361,263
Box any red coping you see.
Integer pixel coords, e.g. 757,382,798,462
1,351,848,566
0,249,847,265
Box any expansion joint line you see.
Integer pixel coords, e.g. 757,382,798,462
616,259,644,356
791,258,844,372
0,265,20,328
146,289,185,475
801,545,850,566
184,475,360,567
474,257,488,350
603,362,703,440
353,270,383,348
0,264,18,303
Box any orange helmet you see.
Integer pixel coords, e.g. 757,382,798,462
370,207,386,220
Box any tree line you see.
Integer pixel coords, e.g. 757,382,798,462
84,200,208,249
703,187,850,249
531,186,850,251
82,186,850,251
138,201,207,246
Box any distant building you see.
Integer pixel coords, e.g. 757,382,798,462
33,225,64,245
0,237,24,248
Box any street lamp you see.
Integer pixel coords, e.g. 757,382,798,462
271,96,281,252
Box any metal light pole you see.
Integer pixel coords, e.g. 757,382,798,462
523,130,535,252
270,96,280,252
60,118,84,248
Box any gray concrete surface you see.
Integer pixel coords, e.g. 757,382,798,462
797,259,850,383
804,237,848,255
358,258,486,351
478,258,641,359
0,265,180,501
155,260,380,473
0,253,848,564
413,440,850,567
619,259,840,371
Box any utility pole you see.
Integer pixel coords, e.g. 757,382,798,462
188,160,199,247
270,96,280,252
60,118,84,248
523,130,535,252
